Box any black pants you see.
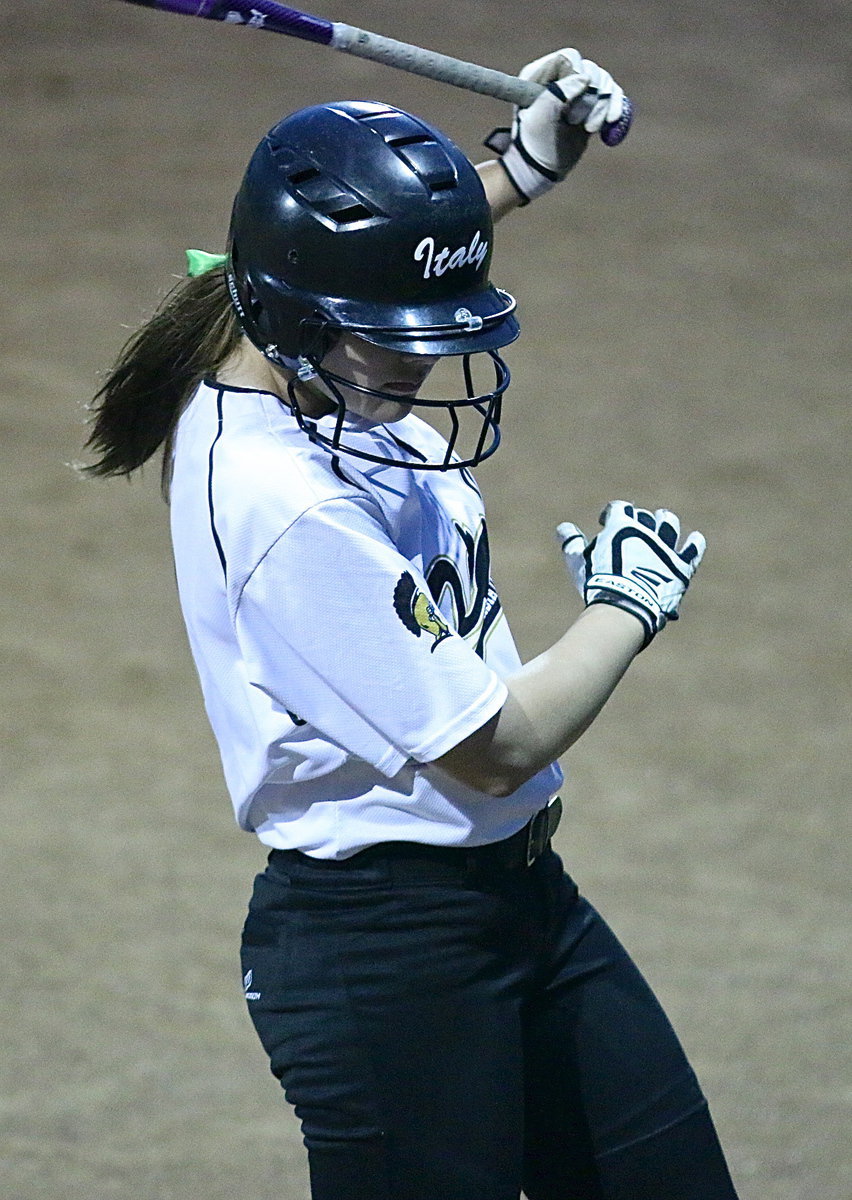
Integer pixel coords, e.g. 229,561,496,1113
241,844,739,1200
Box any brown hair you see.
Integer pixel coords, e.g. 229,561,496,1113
83,267,241,497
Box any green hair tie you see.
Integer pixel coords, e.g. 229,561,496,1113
186,249,228,277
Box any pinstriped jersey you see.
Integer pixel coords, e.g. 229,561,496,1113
169,380,562,859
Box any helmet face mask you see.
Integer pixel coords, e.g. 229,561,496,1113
227,100,519,470
284,341,510,471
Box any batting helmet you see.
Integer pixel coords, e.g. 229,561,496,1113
225,101,519,469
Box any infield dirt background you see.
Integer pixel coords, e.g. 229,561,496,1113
2,2,849,1197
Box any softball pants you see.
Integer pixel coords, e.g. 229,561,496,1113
240,842,740,1200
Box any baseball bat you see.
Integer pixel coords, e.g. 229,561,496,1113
120,0,633,146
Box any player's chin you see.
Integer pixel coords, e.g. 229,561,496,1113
353,399,414,425
383,401,414,423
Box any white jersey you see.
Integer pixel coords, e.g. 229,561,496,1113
169,380,562,858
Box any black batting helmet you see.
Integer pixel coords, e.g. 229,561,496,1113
225,101,518,469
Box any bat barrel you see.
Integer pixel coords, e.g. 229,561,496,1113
122,1,222,16
229,0,334,43
125,0,334,45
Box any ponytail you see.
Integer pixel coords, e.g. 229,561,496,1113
83,267,241,497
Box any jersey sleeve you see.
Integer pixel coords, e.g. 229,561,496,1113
233,496,508,778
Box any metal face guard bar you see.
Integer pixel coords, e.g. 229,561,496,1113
285,349,509,471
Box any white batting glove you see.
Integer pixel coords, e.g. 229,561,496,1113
557,502,707,648
486,48,627,203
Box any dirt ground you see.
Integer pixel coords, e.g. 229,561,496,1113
1,1,849,1197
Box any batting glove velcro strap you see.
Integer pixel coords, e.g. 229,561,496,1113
494,47,627,203
557,503,706,649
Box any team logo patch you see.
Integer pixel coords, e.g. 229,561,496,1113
425,520,502,660
393,571,452,652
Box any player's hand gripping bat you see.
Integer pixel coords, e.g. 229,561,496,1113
120,0,634,146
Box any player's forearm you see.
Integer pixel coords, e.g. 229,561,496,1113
501,603,644,771
432,604,644,796
476,159,524,223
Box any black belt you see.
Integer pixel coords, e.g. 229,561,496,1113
517,794,563,866
479,795,563,869
272,797,563,875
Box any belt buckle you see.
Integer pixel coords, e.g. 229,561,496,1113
525,807,548,867
525,797,562,867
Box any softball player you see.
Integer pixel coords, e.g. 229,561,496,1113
86,48,740,1200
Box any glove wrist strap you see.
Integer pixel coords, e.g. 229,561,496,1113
585,575,667,650
499,141,560,202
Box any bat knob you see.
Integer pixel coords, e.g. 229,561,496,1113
600,95,634,147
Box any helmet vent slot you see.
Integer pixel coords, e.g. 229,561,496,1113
354,111,458,191
385,134,431,149
327,202,375,225
288,167,321,185
289,172,376,224
394,141,458,192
